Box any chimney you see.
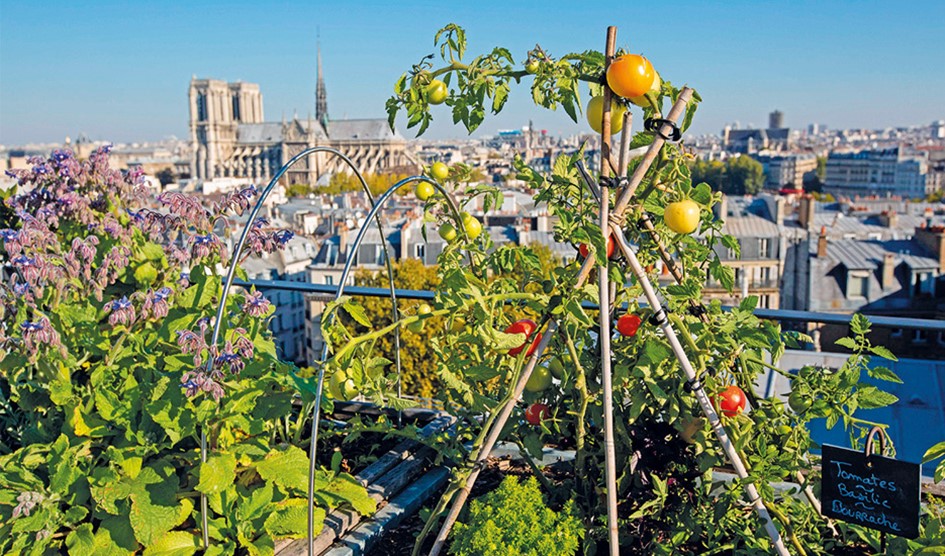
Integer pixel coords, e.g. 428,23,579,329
879,210,898,228
881,252,896,290
914,225,945,273
817,226,828,258
713,195,729,220
798,195,815,230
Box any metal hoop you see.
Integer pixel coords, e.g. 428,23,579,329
198,147,401,549
307,175,464,555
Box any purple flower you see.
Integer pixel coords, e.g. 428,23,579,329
232,328,254,359
181,370,224,401
142,287,173,319
106,296,135,326
190,233,223,261
274,230,294,246
12,491,44,519
215,348,245,374
20,317,60,355
242,291,271,317
177,327,208,366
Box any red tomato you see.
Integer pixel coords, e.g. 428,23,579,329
616,314,642,337
578,234,616,260
714,385,747,417
525,403,550,425
505,319,541,357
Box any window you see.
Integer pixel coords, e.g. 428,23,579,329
231,94,241,120
913,272,935,297
847,272,869,298
414,243,426,260
197,93,208,121
324,275,334,286
759,238,769,258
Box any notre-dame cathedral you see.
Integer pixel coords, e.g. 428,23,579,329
188,47,417,184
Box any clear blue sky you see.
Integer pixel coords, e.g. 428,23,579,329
1,0,943,145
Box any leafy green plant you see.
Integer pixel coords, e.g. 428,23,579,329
0,149,374,554
317,23,921,554
449,476,581,556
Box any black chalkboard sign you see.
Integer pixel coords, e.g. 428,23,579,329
821,444,920,538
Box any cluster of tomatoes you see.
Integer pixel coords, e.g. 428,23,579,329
415,163,484,242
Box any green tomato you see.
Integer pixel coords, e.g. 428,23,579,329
426,80,448,105
416,182,435,201
547,357,566,379
525,60,540,74
788,390,811,413
329,371,358,401
525,365,552,393
461,212,482,240
439,222,458,242
431,162,450,181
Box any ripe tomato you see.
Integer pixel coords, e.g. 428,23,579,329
525,403,550,425
664,199,700,234
585,96,627,135
438,222,457,243
505,319,541,357
714,385,747,417
525,365,552,393
426,79,448,105
430,162,450,181
578,234,616,260
461,212,482,240
547,357,566,379
606,54,655,99
628,71,662,108
415,182,435,201
616,314,642,337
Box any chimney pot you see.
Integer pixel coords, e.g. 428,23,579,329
817,226,828,257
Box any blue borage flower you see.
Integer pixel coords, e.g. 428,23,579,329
105,295,135,326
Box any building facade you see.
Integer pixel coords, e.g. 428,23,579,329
824,146,929,199
189,48,417,185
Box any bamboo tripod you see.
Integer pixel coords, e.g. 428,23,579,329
428,26,792,556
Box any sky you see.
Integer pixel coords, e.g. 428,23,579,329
1,0,944,146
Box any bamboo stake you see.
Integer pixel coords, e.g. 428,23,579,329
609,230,791,556
426,87,695,556
598,25,620,556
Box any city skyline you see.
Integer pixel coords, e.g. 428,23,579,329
1,0,943,146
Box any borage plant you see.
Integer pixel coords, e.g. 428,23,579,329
0,148,373,555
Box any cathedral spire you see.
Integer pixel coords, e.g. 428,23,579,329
315,34,329,130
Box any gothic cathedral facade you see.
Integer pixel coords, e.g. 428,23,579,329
188,47,417,185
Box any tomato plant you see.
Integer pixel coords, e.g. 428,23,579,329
461,212,482,240
325,23,914,556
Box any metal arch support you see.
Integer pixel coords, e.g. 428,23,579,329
199,146,401,549
307,175,464,556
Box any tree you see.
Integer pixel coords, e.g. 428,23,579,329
724,155,765,195
285,182,313,198
691,156,764,196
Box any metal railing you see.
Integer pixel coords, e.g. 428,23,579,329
237,277,945,333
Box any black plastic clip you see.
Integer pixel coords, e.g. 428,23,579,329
684,378,703,393
687,304,707,318
636,217,651,232
599,176,629,189
648,307,669,326
645,118,682,142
